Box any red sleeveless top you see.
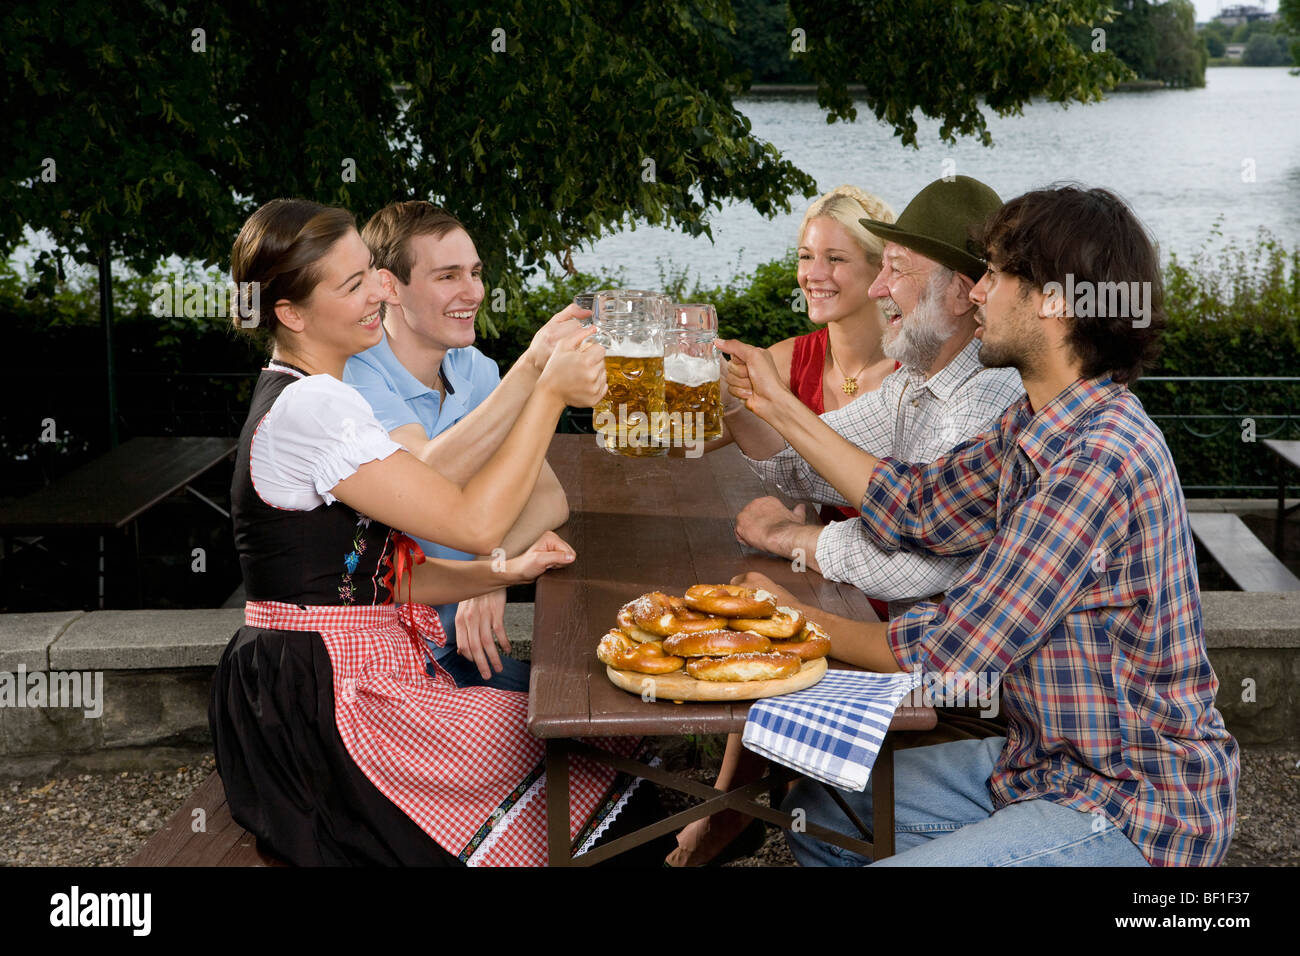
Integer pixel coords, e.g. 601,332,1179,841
788,327,895,621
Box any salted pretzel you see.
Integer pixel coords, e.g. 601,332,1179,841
662,628,772,658
730,605,806,639
664,595,730,633
769,619,831,661
596,630,686,675
617,592,728,641
686,651,801,683
616,595,668,642
683,584,778,619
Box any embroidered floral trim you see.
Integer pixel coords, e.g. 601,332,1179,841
338,512,373,605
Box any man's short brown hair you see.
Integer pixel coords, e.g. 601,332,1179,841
362,201,466,285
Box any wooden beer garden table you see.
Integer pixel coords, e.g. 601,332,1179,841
531,434,937,866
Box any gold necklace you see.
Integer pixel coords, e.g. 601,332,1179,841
827,342,872,396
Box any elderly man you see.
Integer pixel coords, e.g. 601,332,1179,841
725,176,1025,619
723,185,1237,866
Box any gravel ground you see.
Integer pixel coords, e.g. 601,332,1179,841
0,755,215,867
0,746,1294,867
649,739,1300,867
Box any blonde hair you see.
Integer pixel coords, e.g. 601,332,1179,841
797,186,896,267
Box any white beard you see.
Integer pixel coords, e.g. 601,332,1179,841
881,274,959,372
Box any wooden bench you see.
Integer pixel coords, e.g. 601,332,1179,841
127,771,287,867
1188,512,1300,592
0,436,236,608
1263,439,1300,554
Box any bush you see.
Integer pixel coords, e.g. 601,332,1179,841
4,232,1297,496
1135,228,1300,492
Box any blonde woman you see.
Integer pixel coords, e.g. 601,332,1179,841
774,185,898,418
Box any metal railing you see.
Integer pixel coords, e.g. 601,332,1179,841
6,373,1299,498
1132,376,1300,494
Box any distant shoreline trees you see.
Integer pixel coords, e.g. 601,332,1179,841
724,0,1293,90
1200,3,1297,67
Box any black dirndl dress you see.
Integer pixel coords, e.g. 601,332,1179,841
210,366,644,866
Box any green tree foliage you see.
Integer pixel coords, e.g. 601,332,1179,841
4,0,1159,318
1243,32,1289,66
1152,0,1207,86
1283,0,1300,65
3,0,817,305
3,3,248,289
1106,0,1204,87
787,0,1131,146
710,0,809,83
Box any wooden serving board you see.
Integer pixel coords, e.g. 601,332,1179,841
605,656,827,702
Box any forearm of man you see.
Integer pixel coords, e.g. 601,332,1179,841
762,522,824,575
815,519,973,603
763,390,881,510
724,403,792,461
413,360,540,483
495,462,569,557
782,597,900,673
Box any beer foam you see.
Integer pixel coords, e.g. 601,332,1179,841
664,353,719,387
605,338,662,358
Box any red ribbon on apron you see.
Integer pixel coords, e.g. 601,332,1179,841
383,531,426,607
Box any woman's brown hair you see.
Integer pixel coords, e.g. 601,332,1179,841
230,199,358,350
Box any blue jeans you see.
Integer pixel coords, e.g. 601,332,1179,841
428,650,532,693
782,737,1149,867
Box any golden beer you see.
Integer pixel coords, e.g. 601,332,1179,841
594,350,668,457
664,353,724,443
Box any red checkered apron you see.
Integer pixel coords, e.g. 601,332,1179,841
244,599,639,866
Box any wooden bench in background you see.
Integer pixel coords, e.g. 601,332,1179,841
1188,512,1300,592
128,771,287,867
0,436,237,609
1263,439,1300,554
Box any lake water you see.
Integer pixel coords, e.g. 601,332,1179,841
572,67,1300,290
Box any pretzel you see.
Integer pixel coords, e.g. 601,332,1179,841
617,592,728,640
769,619,831,661
686,652,801,683
683,584,778,619
596,630,685,675
616,595,668,642
730,605,806,639
662,628,771,658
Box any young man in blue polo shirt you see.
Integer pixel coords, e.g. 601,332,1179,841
345,201,583,691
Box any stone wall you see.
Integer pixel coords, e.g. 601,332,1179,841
1,596,1296,778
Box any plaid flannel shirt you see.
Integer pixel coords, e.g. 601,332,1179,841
744,339,1025,614
865,376,1238,867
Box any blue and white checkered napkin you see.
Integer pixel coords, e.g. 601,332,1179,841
742,669,921,792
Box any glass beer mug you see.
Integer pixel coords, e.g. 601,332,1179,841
592,290,669,457
665,303,724,445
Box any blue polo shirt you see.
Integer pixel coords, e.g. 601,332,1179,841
344,332,502,659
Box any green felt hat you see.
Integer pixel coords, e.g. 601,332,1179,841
860,176,1003,280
